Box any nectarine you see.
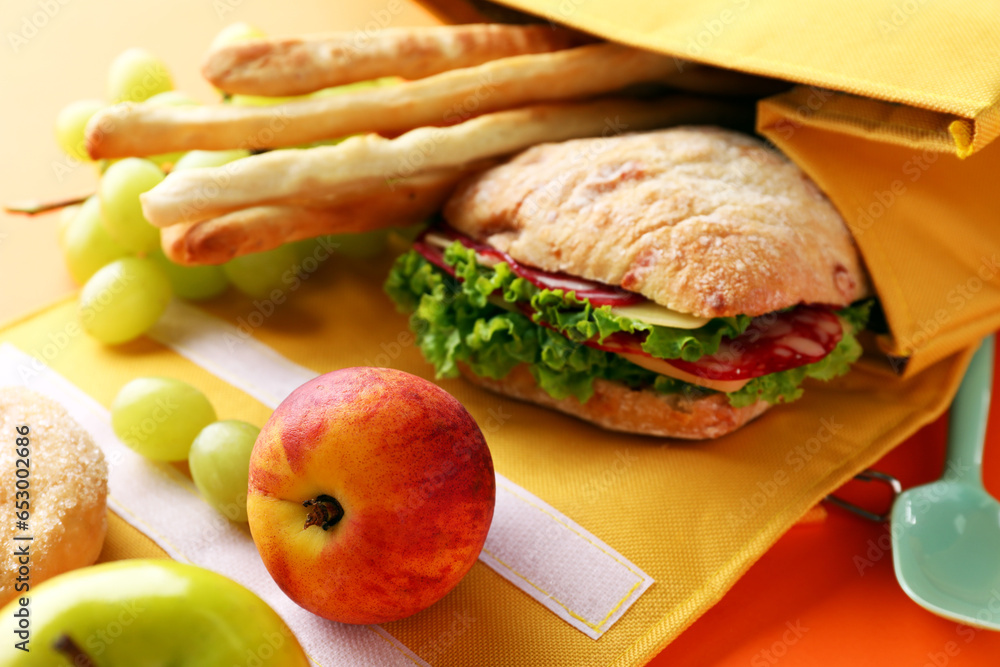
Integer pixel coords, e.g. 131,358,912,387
248,367,495,624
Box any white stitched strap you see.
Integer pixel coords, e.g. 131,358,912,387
482,478,653,638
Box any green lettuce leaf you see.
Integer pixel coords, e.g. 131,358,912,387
384,243,871,406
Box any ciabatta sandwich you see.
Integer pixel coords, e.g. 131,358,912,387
386,126,872,438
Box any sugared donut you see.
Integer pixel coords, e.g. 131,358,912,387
0,388,108,605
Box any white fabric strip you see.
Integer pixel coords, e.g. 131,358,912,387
481,478,654,638
0,343,429,667
148,300,317,408
147,301,654,638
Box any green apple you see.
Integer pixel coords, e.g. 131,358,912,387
0,559,309,665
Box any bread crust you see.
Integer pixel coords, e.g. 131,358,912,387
444,126,871,318
0,388,107,605
460,364,771,439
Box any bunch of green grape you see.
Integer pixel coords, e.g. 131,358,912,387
55,24,394,346
112,376,261,523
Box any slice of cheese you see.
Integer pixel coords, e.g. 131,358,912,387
424,231,457,249
618,352,750,393
608,301,710,330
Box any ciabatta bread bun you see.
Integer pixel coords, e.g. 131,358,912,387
444,126,870,318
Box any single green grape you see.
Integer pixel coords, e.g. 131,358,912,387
54,99,104,162
111,377,216,461
210,22,266,50
99,158,164,254
107,48,173,103
222,244,301,299
189,420,260,522
62,196,130,284
150,248,229,301
56,203,82,249
78,257,171,345
172,149,250,172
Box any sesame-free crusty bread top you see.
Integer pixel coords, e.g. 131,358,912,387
444,126,870,318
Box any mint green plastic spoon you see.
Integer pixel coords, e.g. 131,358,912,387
891,334,1000,629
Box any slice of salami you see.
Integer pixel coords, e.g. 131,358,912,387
412,238,454,274
664,307,843,380
415,227,645,307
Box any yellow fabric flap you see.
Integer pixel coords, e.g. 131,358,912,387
437,0,1000,156
757,86,987,157
759,98,1000,376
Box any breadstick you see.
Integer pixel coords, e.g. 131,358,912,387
203,24,584,96
159,170,466,265
141,95,747,228
87,43,683,159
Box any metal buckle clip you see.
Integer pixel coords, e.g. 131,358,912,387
824,469,902,522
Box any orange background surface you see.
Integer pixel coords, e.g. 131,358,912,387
1,1,998,664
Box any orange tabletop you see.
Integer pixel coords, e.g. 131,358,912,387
1,1,998,664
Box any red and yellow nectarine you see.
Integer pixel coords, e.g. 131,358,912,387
247,367,496,624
